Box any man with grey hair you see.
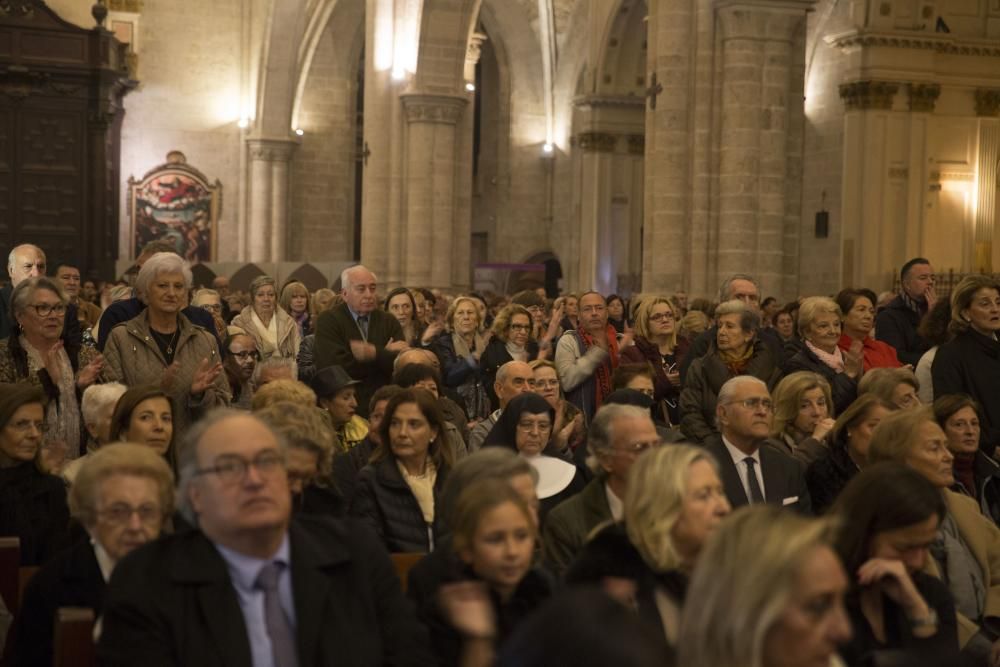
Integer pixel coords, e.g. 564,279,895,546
95,243,219,351
680,273,786,381
253,355,297,388
542,404,659,577
99,409,431,665
467,360,534,451
703,376,810,513
0,243,83,343
314,265,407,417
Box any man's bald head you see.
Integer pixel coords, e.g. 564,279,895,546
396,348,440,371
7,244,46,286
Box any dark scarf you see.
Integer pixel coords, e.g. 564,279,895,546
577,324,620,410
954,451,977,499
899,291,927,318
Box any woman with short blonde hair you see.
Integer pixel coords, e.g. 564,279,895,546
430,295,492,420
770,372,835,465
231,275,300,361
679,506,850,667
784,295,861,414
622,296,690,426
279,281,312,338
858,366,921,410
480,304,543,412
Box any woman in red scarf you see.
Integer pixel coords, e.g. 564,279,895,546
836,288,903,371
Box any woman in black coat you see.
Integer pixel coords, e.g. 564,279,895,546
0,384,68,567
832,464,959,666
431,297,492,422
934,393,1000,527
13,443,175,667
782,296,862,415
350,389,453,552
480,304,542,412
931,275,1000,458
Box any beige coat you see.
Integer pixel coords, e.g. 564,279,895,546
923,488,1000,647
103,311,231,441
230,305,300,361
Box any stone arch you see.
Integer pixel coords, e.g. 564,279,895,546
230,263,268,293
284,263,330,292
190,264,217,289
254,0,309,139
417,0,484,91
596,0,647,96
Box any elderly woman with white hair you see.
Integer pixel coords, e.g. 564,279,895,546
62,382,128,484
103,253,230,438
783,296,863,414
231,275,300,362
14,443,174,666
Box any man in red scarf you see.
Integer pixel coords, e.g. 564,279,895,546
555,291,633,420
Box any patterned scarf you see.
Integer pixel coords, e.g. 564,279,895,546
718,344,755,375
899,290,927,317
578,324,620,409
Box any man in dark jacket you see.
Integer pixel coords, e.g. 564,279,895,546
875,257,936,366
98,410,431,666
0,244,81,344
314,265,408,418
703,376,811,514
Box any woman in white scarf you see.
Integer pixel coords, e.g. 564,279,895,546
231,275,300,361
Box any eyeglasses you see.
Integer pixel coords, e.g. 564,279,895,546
529,379,560,389
730,397,774,411
27,303,66,317
649,312,675,322
510,324,531,332
194,450,285,484
98,503,162,525
200,304,222,313
229,350,260,361
614,440,662,455
7,419,49,433
634,388,655,398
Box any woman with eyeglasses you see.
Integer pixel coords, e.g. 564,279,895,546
481,305,545,412
231,275,300,362
0,383,69,566
621,297,689,427
103,253,230,441
13,443,174,666
529,359,586,455
0,277,105,465
484,393,585,522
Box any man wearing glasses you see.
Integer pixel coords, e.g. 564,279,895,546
224,333,260,409
704,376,811,514
99,410,431,666
543,404,660,577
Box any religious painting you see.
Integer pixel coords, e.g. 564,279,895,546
128,151,222,262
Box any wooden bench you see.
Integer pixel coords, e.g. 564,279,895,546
0,538,18,616
390,552,425,593
53,607,96,667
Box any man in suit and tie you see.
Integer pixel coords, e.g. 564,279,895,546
98,409,431,666
703,376,812,514
314,265,408,418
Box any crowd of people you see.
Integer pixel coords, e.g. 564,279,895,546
1,241,1000,667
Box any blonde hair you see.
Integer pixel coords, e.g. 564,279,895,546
633,296,678,345
950,274,1000,335
625,445,720,572
679,310,710,339
446,296,482,332
255,401,334,480
858,367,920,406
451,478,537,555
797,296,841,338
279,281,310,314
251,379,317,411
69,443,175,529
312,288,338,314
771,372,833,438
678,506,838,667
867,406,936,464
491,304,533,342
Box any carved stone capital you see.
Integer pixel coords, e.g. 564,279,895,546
839,80,900,111
907,83,940,112
246,138,297,162
975,89,1000,117
466,32,487,66
571,132,618,153
401,94,468,125
627,134,645,155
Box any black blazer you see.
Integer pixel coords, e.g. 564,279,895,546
11,539,105,667
704,434,812,514
313,304,404,418
97,515,433,667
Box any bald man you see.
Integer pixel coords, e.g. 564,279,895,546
313,265,407,417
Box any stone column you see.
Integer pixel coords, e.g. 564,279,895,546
975,91,1000,272
246,138,296,262
401,94,468,288
572,132,617,293
714,0,810,293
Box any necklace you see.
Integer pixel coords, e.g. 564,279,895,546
150,327,180,356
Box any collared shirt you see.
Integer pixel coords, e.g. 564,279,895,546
215,535,296,667
346,306,369,341
92,540,115,583
604,483,624,522
722,435,766,503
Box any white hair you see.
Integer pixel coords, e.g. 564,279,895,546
134,253,193,301
341,265,376,291
715,376,769,429
252,356,298,384
7,244,45,272
81,382,128,426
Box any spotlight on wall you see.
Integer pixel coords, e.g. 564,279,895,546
237,117,249,129
465,82,476,92
294,128,304,136
542,143,554,155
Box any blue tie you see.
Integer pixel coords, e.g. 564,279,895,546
254,562,299,667
357,315,369,340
